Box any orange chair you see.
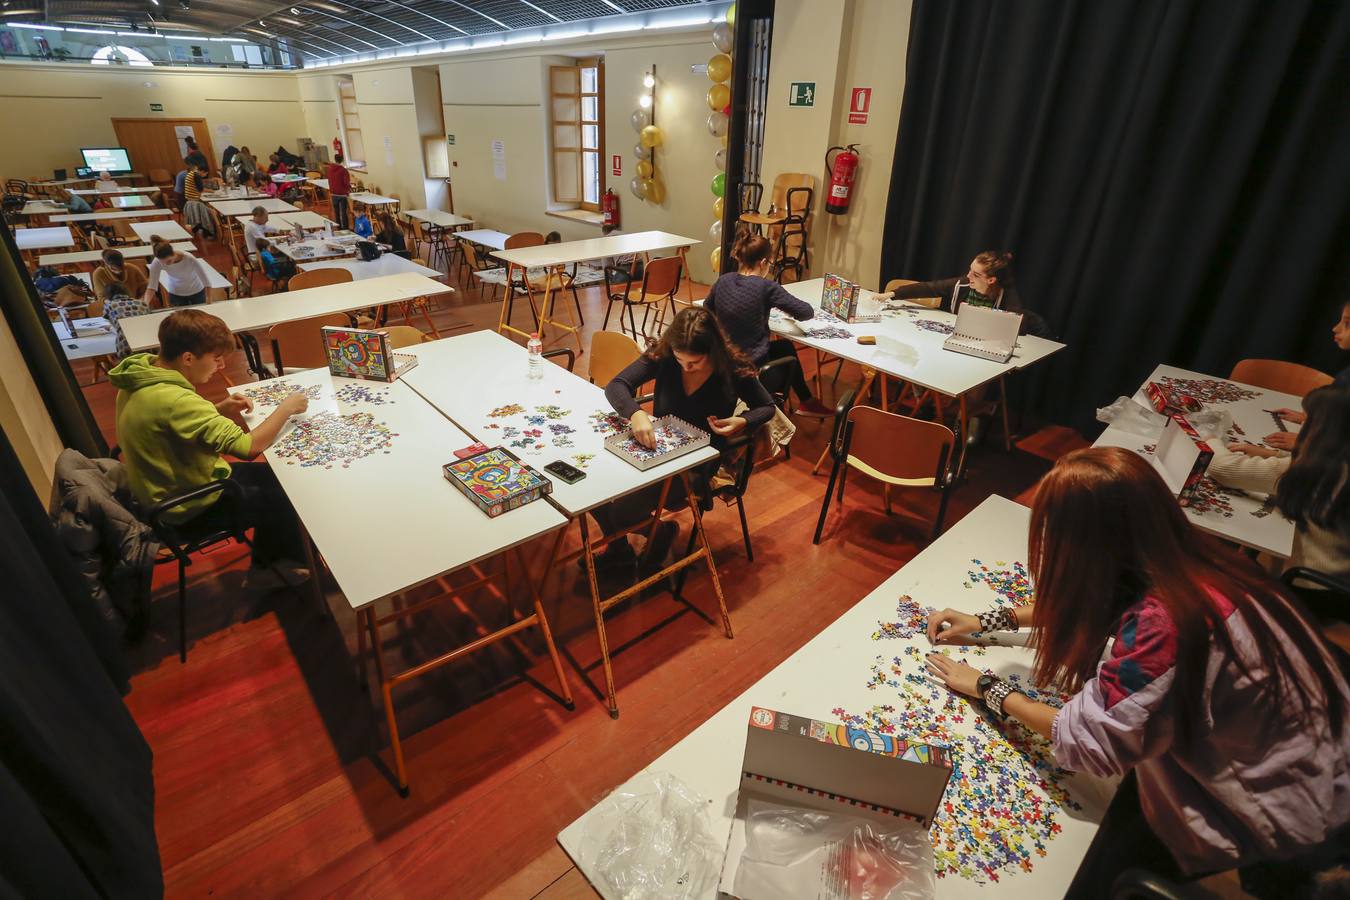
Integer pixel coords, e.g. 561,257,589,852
1230,359,1332,398
498,231,545,335
268,313,350,374
814,401,956,544
589,330,642,387
287,267,354,292
606,255,683,342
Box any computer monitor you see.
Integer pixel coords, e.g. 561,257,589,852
79,147,133,175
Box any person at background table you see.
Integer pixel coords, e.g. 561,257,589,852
372,212,408,258
593,307,775,571
325,153,352,230
1265,299,1350,449
235,146,258,179
92,248,147,301
109,309,311,588
94,170,119,193
180,163,216,240
100,281,152,360
1208,384,1350,615
600,222,643,279
352,203,373,239
173,162,190,201
144,238,212,307
704,233,833,418
254,238,294,289
924,446,1350,898
61,187,92,214
267,154,288,176
875,250,1024,316
243,207,281,263
182,137,208,172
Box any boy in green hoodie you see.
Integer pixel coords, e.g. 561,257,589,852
109,308,311,586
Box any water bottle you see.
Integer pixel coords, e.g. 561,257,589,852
527,333,544,381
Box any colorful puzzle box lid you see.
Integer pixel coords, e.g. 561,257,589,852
442,447,553,518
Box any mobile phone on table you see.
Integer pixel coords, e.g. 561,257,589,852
544,460,586,484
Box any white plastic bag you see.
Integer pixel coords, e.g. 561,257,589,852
1184,409,1233,442
733,798,936,900
1096,396,1165,438
570,771,723,900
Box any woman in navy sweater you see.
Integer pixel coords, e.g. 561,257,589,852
704,234,832,417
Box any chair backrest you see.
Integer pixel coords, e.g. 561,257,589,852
287,267,354,292
268,313,350,370
306,170,322,179
505,231,545,250
382,325,430,348
1229,359,1333,398
770,173,814,213
148,168,172,184
844,405,954,485
589,330,642,385
739,181,763,214
885,278,942,309
641,255,683,297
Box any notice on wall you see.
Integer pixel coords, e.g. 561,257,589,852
848,87,872,124
612,154,622,177
491,139,506,181
382,135,394,167
216,122,233,138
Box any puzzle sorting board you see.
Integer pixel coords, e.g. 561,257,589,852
559,495,1116,899
442,447,552,518
603,415,711,471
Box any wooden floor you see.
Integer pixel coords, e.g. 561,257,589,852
73,233,1092,897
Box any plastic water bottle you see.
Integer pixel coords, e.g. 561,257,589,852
527,333,544,381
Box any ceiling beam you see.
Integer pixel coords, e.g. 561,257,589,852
302,0,433,43
372,0,469,37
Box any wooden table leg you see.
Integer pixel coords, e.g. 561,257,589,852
364,605,410,797
578,516,620,718
514,540,574,711
681,471,733,639
998,375,1012,451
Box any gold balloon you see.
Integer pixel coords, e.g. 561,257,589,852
713,196,724,219
710,246,722,271
639,124,664,149
707,54,732,84
707,83,731,111
721,133,729,148
645,177,667,204
635,159,653,179
725,3,736,27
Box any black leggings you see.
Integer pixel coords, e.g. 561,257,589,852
186,461,304,566
760,339,814,401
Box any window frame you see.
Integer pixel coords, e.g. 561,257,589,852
548,57,604,211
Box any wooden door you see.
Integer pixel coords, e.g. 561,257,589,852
111,118,217,177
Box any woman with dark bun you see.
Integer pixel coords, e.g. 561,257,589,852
877,249,1023,315
704,233,832,417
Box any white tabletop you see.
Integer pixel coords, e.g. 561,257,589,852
35,173,143,187
15,227,74,250
405,209,474,228
764,278,1066,398
494,230,698,269
209,197,298,216
70,186,159,196
272,236,354,261
53,316,117,360
49,208,174,223
239,368,569,610
38,241,195,267
202,189,269,202
20,201,67,215
1093,363,1297,558
270,173,308,183
455,229,510,251
109,195,158,209
298,254,441,281
307,178,330,190
234,210,333,232
350,192,399,205
559,494,1116,898
129,220,192,243
403,330,720,517
120,272,450,352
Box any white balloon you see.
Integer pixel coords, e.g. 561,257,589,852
630,109,651,132
634,143,652,161
706,110,729,137
709,219,723,243
714,147,727,171
712,22,733,54
629,176,647,200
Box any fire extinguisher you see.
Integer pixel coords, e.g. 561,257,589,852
332,136,344,158
824,144,860,215
602,187,620,227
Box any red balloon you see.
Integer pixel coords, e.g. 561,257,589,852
722,105,731,116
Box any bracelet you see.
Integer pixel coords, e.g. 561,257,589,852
976,606,1018,633
982,679,1019,719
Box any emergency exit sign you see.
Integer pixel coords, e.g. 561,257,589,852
149,103,163,112
788,82,816,107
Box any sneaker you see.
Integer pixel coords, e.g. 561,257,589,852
245,561,311,591
794,398,834,418
640,520,679,571
577,538,637,573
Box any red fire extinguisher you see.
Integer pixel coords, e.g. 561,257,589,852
824,144,860,215
602,187,620,227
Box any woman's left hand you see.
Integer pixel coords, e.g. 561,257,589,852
707,415,747,437
925,653,985,699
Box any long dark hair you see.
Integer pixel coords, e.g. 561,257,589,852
1276,384,1350,532
1030,447,1344,750
644,307,756,379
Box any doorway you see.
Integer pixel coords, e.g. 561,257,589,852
111,117,216,178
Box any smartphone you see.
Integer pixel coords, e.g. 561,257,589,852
544,460,586,484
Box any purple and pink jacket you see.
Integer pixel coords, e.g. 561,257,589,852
1052,593,1350,874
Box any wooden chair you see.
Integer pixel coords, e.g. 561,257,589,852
770,174,814,283
382,325,431,348
1230,359,1333,398
589,330,642,386
606,255,683,343
814,400,957,544
884,278,942,309
498,231,545,335
462,241,503,301
286,267,353,292
268,313,350,374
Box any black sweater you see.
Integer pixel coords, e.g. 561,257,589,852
704,272,815,363
889,276,1024,316
604,355,775,449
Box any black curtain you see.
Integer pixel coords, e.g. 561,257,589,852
0,427,160,897
881,0,1350,430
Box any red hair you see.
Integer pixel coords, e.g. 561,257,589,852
1029,447,1344,749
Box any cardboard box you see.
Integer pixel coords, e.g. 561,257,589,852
1145,381,1202,416
442,447,552,518
1151,415,1214,505
718,707,953,896
821,273,880,324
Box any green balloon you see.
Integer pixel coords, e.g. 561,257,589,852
711,172,726,198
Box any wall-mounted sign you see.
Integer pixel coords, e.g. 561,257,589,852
788,82,816,107
149,103,164,112
612,154,622,177
848,87,872,124
447,133,455,145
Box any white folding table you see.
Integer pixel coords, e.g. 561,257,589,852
129,220,192,243
298,254,442,280
38,241,195,268
108,195,158,209
403,330,732,717
48,208,174,223
455,229,510,251
201,189,269,202
1093,363,1297,557
15,227,75,251
350,191,399,207
20,201,67,216
558,494,1117,899
234,210,333,232
405,209,474,229
209,197,298,216
52,316,117,361
70,185,160,196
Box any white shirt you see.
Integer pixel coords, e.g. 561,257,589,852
94,177,119,192
146,254,211,297
243,219,278,256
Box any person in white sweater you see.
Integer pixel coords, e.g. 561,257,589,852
1208,384,1350,602
142,239,213,307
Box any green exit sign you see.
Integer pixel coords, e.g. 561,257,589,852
149,103,163,112
788,82,816,107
